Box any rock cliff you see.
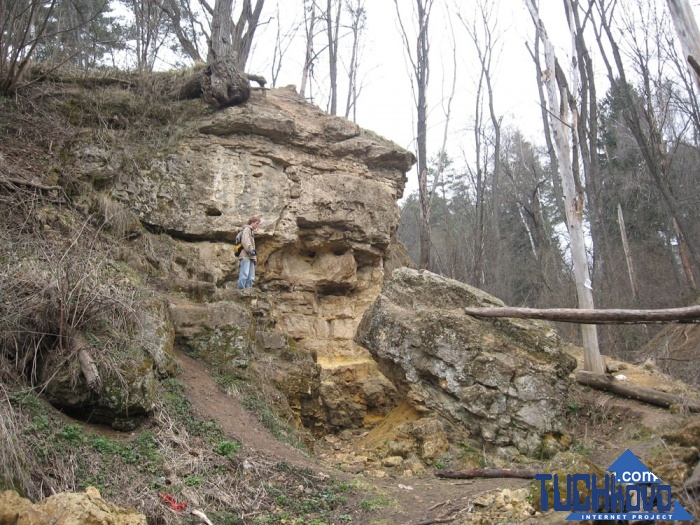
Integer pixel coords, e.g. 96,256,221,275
83,86,415,431
70,85,578,455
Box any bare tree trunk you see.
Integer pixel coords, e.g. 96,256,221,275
519,206,539,261
203,0,264,107
569,1,607,289
395,0,435,270
666,0,700,89
344,0,366,121
326,0,341,115
526,0,605,374
300,0,316,97
617,204,639,302
526,31,566,220
674,218,698,291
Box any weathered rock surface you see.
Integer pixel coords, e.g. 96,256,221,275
355,268,578,456
647,416,700,489
0,490,31,525
93,86,416,431
0,487,146,525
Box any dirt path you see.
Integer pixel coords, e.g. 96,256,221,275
174,349,698,524
175,349,537,524
176,350,329,474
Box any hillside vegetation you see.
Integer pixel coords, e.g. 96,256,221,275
1,71,699,525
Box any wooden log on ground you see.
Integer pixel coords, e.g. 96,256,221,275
463,305,700,324
434,468,538,480
414,518,455,525
73,332,102,392
575,371,700,412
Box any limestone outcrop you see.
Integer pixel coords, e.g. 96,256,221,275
0,487,146,525
86,86,416,431
355,268,578,457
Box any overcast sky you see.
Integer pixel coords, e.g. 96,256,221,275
241,1,584,197
235,1,698,198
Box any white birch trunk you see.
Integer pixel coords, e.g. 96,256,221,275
666,0,700,90
525,0,605,373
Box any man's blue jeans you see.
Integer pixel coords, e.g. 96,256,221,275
237,258,255,289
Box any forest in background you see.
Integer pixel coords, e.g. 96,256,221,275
3,0,700,361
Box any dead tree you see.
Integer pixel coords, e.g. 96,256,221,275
525,0,605,374
666,0,700,87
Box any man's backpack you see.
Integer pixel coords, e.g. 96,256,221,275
234,229,244,257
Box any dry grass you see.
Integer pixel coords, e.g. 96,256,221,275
0,196,145,389
91,194,141,240
0,384,32,494
2,381,359,524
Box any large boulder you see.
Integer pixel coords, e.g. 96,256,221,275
39,300,176,430
355,268,577,457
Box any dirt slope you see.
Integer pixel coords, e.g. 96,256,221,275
175,349,533,524
174,346,699,524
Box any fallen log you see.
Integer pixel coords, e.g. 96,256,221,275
73,332,102,392
414,518,455,525
463,305,700,324
434,468,538,480
575,371,700,413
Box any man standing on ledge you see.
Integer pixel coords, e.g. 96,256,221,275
237,216,260,289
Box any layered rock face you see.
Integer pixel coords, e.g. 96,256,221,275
105,86,415,430
355,268,577,457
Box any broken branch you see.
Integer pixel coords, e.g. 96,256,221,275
73,332,101,392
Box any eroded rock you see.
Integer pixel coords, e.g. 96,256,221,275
355,268,577,457
84,86,415,432
9,487,146,525
38,299,176,430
